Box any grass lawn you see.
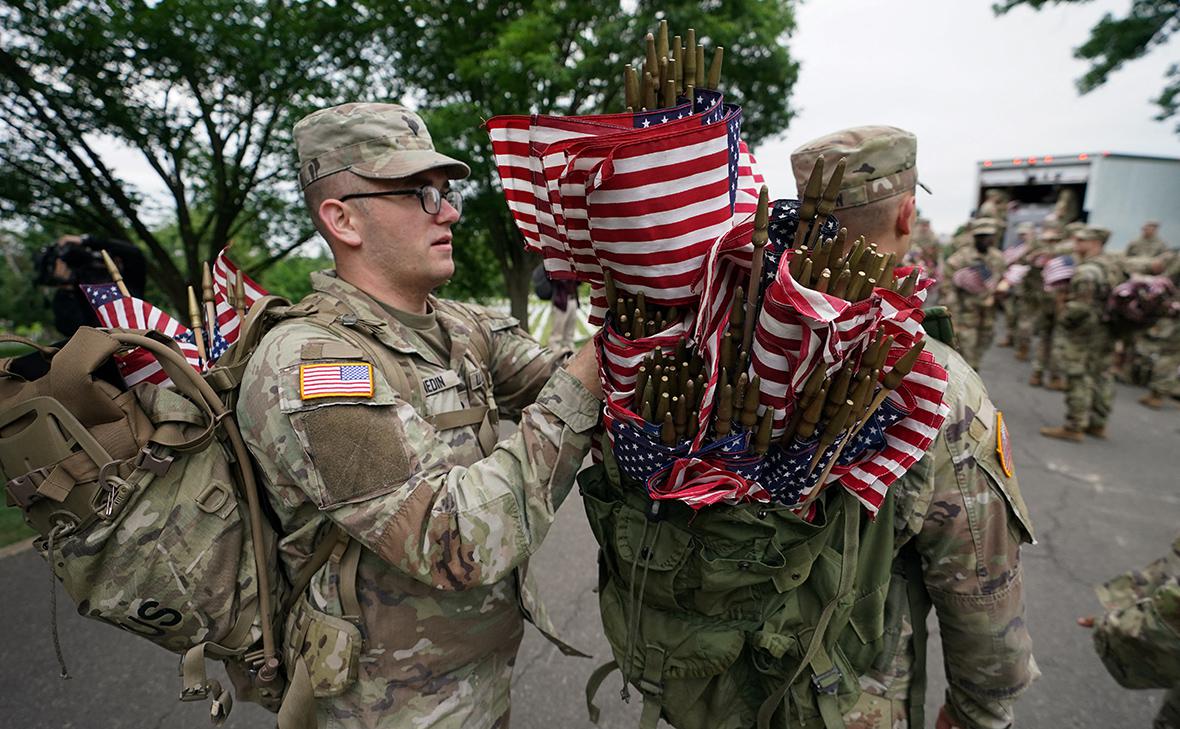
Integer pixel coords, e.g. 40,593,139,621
0,505,34,548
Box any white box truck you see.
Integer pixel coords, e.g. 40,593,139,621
974,151,1180,251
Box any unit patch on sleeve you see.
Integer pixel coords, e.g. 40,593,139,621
299,362,374,400
995,410,1015,478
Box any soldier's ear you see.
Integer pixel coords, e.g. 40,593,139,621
318,197,364,251
895,193,917,237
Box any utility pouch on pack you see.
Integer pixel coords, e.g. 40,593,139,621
283,595,363,699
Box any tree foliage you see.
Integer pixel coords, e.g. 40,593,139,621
994,0,1180,133
0,0,403,311
1,1,800,322
386,0,800,318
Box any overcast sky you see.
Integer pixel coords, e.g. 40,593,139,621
756,0,1179,235
99,0,1177,239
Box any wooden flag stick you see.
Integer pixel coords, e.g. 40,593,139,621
100,250,130,297
187,286,208,364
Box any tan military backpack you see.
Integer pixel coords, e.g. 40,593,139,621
0,291,504,727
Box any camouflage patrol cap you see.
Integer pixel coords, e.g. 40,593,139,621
790,126,926,210
971,217,1000,235
294,103,470,190
1062,221,1086,237
1077,225,1111,244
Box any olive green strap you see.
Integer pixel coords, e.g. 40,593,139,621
338,537,364,631
428,405,489,431
276,656,318,729
283,524,347,615
179,643,235,725
637,644,667,729
902,543,931,729
585,660,620,724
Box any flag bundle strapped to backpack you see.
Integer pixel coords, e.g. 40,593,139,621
78,246,267,387
487,23,949,518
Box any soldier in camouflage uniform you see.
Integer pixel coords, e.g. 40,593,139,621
1140,250,1180,409
1041,226,1122,441
791,127,1038,729
1000,222,1035,354
1127,220,1169,258
237,103,604,729
1081,536,1180,729
1027,227,1064,388
942,218,1007,370
904,217,942,305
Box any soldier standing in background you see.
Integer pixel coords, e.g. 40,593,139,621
1127,220,1169,258
1000,222,1035,353
237,103,604,729
1027,227,1064,387
790,126,1038,729
1140,250,1180,409
1079,536,1180,729
943,218,1007,370
1041,226,1122,441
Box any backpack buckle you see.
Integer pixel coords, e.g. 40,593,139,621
810,666,842,695
6,467,50,508
179,683,211,701
134,446,174,477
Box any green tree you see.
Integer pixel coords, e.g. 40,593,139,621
378,0,801,319
0,0,403,312
994,0,1180,133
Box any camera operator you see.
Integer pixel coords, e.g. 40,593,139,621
34,234,147,337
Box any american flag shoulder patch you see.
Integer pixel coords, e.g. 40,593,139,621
299,362,374,400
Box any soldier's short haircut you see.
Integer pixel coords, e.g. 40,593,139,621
303,172,364,245
833,187,915,243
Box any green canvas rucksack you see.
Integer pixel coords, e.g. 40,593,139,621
580,439,901,729
0,295,502,728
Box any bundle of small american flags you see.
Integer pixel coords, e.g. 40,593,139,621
80,248,266,388
488,93,950,517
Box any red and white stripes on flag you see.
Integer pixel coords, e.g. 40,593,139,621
585,106,743,307
835,347,949,513
211,247,267,346
93,296,202,386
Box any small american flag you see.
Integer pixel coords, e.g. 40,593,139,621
1043,254,1076,288
951,262,993,295
299,363,374,400
80,284,203,387
210,247,267,349
1002,241,1028,266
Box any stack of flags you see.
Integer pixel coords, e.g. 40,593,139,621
486,87,764,325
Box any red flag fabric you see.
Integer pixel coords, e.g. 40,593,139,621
211,247,268,347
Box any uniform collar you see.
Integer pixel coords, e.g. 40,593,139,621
310,270,471,369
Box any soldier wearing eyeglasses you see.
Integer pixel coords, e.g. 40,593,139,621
236,103,604,728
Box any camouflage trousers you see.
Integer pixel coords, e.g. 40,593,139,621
1148,327,1180,398
1032,299,1061,378
1061,327,1117,430
1005,295,1034,352
952,302,996,371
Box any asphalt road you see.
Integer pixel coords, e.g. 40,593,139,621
2,338,1177,729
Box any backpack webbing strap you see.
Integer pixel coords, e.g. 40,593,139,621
756,493,861,729
338,537,364,634
638,645,667,729
283,524,348,615
277,655,317,729
585,659,620,724
901,543,931,729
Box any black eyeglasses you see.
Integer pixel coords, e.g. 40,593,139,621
338,185,462,216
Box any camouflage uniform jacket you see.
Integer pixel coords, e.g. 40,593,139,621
850,339,1039,729
237,271,600,728
1063,253,1122,330
1092,536,1180,691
